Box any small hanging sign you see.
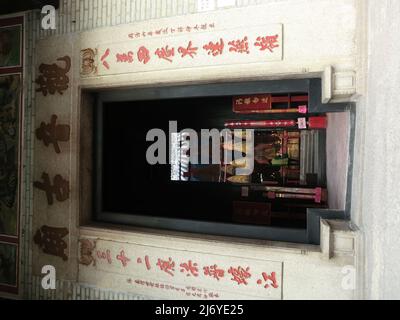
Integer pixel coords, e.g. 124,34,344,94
233,94,272,113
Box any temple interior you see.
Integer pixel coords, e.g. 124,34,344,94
99,92,350,230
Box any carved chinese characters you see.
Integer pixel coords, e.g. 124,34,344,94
91,24,283,77
233,94,272,113
35,115,70,154
35,56,71,96
203,264,225,281
100,48,110,69
137,46,150,65
203,38,224,56
31,39,76,279
107,33,278,66
79,239,96,266
254,35,280,52
178,41,198,58
79,241,283,300
127,22,215,39
33,172,69,205
80,48,97,75
228,266,251,285
257,272,279,289
136,254,279,286
130,279,221,299
156,257,175,276
228,36,250,54
155,45,175,63
34,225,69,261
180,260,199,277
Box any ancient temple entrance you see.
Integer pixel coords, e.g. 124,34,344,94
90,78,351,243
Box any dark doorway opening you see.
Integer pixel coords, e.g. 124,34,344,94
88,78,352,243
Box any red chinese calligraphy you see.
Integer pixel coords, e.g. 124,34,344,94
178,41,198,58
155,45,175,63
137,46,151,64
203,38,224,56
228,36,250,54
116,51,134,63
116,250,131,267
254,34,280,53
127,22,215,40
100,48,110,69
203,264,225,281
228,266,251,285
137,255,151,270
257,271,279,289
180,260,199,277
156,257,175,276
96,249,112,264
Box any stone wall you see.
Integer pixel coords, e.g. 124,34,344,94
351,0,400,300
